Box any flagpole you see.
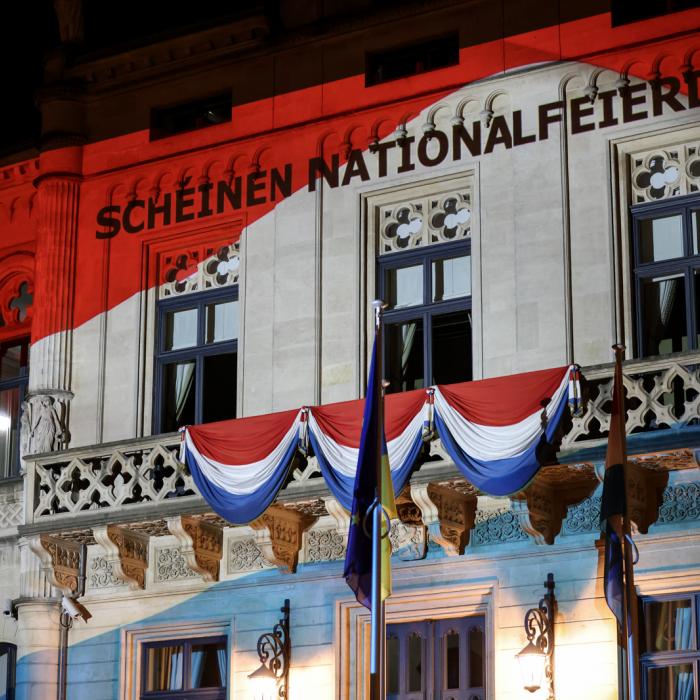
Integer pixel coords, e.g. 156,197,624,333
370,299,386,700
614,345,640,700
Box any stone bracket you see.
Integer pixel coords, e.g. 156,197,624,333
625,462,669,534
251,505,317,573
167,516,224,582
93,525,149,590
411,483,476,556
29,534,84,595
393,489,427,560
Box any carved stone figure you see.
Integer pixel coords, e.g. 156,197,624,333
30,395,66,454
19,401,31,462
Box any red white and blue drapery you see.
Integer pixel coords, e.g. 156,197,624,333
181,365,580,523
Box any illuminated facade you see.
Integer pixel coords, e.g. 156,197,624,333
1,2,700,698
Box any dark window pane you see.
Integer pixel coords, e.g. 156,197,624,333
0,645,13,698
639,215,684,263
408,634,422,693
445,630,460,689
205,301,238,344
386,635,399,695
432,310,472,385
432,255,470,302
191,640,226,689
202,353,237,423
469,625,484,688
162,361,196,431
164,307,198,351
0,340,28,380
145,645,183,691
645,599,694,652
693,209,700,255
646,664,694,700
385,265,423,309
386,320,424,393
0,387,20,478
641,275,687,355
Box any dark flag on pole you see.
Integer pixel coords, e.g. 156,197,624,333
344,335,396,609
600,347,627,629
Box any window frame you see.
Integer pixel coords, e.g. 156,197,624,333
377,238,472,391
153,286,238,433
0,337,29,479
0,642,16,700
140,635,228,700
640,591,700,699
631,194,700,358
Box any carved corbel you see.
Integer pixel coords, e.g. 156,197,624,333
167,516,224,582
92,525,149,590
410,483,476,556
251,505,317,574
625,462,669,534
29,534,84,594
511,482,568,545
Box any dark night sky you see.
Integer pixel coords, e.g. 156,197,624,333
0,1,265,158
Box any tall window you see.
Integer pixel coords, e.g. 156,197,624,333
155,288,238,432
379,241,471,393
0,643,16,700
0,339,29,479
632,195,700,358
386,617,485,700
141,636,227,699
641,593,698,699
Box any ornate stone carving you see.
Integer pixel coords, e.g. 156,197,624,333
630,142,700,203
251,505,316,574
0,499,22,530
31,534,84,594
657,482,700,524
154,547,198,582
511,481,569,545
472,507,528,545
160,241,240,298
33,435,194,518
167,515,223,582
95,525,149,590
562,496,602,535
389,521,426,561
88,556,124,589
228,538,269,574
410,483,476,556
379,189,471,254
24,394,70,455
305,529,345,563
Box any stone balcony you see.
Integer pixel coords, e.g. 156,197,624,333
15,353,700,594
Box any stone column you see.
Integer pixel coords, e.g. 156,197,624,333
14,599,61,700
26,147,82,456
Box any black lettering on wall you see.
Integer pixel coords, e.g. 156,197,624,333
308,154,340,191
651,76,686,116
96,205,122,239
147,193,172,229
570,97,596,134
175,187,195,223
246,170,267,207
512,110,537,145
342,149,371,186
417,130,449,166
597,90,619,128
217,177,242,213
197,182,214,218
538,101,563,140
271,164,293,201
123,200,145,233
484,116,513,153
371,141,396,177
397,136,416,173
621,83,648,122
452,121,482,159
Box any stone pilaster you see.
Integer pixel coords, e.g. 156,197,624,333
27,152,82,456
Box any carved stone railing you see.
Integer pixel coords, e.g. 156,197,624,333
561,351,700,451
24,353,700,527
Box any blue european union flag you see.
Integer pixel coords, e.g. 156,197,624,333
344,338,395,609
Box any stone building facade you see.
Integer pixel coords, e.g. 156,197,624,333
1,2,700,699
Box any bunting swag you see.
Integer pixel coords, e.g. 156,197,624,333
308,389,428,510
181,365,578,522
180,409,301,524
433,366,571,495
